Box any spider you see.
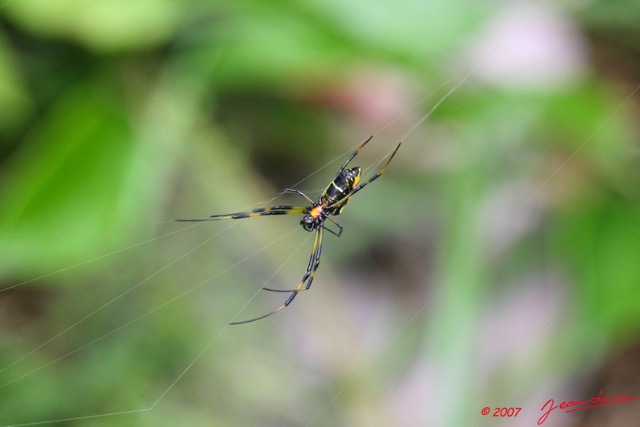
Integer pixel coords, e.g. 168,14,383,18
177,137,401,324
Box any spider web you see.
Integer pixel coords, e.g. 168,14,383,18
1,1,639,426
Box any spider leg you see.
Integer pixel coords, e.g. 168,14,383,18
330,142,401,207
231,228,323,324
262,227,323,293
334,135,374,176
324,218,343,237
282,188,315,204
176,205,308,222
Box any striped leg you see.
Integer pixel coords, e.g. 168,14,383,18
176,205,308,222
334,135,374,177
230,228,324,325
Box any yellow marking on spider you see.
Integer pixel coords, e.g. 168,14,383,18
309,205,324,219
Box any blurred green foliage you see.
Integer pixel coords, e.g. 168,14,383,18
0,0,639,426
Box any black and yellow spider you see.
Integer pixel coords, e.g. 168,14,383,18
177,137,401,324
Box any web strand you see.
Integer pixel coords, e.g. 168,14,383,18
4,3,639,426
134,230,314,426
304,82,640,427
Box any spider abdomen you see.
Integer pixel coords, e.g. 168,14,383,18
321,167,361,207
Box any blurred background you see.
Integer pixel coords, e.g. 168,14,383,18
0,0,639,426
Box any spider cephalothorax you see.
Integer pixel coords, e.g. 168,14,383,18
177,135,400,324
300,204,329,232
